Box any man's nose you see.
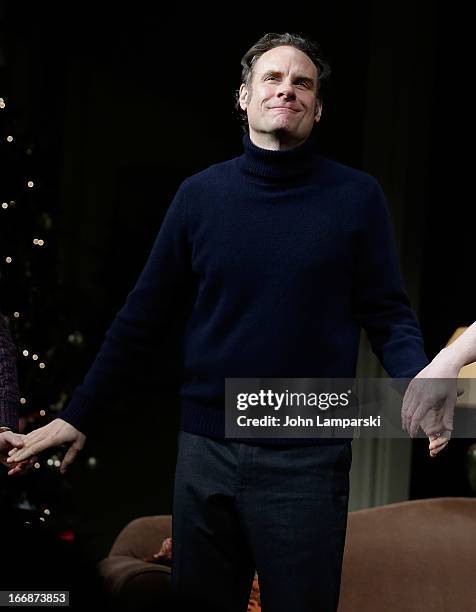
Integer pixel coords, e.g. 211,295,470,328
277,81,296,99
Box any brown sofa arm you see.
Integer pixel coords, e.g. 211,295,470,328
99,515,173,610
98,555,171,600
108,515,172,560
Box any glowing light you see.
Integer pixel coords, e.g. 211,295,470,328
27,180,34,188
34,462,40,469
2,203,7,209
39,362,46,369
88,457,97,468
54,460,61,468
33,238,39,245
32,354,39,361
22,350,29,357
47,459,53,466
39,410,46,416
43,509,50,515
5,256,12,263
6,135,13,142
39,517,45,522
38,239,44,246
20,398,26,404
13,312,20,318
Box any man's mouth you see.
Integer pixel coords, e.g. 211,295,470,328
268,106,299,113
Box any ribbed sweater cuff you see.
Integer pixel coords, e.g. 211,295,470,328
0,399,19,432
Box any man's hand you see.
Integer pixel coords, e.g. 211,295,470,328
6,418,86,475
402,352,461,457
0,430,38,476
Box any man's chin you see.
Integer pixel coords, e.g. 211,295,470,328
271,126,303,143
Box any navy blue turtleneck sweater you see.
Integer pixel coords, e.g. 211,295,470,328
60,134,428,443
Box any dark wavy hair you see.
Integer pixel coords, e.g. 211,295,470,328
235,32,331,132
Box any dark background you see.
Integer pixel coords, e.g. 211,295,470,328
1,0,474,562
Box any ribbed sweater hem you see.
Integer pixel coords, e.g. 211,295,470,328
179,400,352,447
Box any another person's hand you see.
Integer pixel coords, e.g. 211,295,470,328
402,353,460,456
419,409,451,457
6,418,86,475
0,430,38,476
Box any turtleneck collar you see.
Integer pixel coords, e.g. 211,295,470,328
238,132,318,181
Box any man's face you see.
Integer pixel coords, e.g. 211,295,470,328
239,45,321,148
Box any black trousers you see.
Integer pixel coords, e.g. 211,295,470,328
171,431,352,612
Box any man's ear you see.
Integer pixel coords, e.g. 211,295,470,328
239,84,249,111
314,100,323,123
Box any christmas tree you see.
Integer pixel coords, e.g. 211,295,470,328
0,91,92,540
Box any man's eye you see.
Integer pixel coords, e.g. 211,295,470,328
265,76,278,81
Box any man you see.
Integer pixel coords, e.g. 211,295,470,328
8,33,433,611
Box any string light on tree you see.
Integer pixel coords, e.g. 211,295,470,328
1,92,83,541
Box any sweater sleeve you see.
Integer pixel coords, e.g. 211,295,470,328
60,182,195,434
0,312,20,432
351,181,429,377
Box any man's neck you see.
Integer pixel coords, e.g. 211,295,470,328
248,129,307,151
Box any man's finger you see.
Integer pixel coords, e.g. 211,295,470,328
59,446,80,474
403,387,420,434
402,402,414,434
442,396,455,432
6,439,52,463
409,402,430,438
401,391,411,432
